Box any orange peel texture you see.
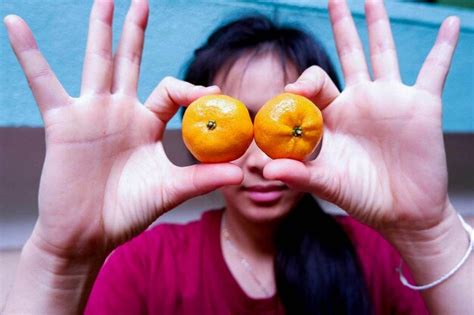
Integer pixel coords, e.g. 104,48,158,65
182,94,254,163
254,93,323,161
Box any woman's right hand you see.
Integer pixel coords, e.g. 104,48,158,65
4,0,242,261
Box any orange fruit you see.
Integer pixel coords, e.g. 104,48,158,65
182,94,253,163
254,93,323,161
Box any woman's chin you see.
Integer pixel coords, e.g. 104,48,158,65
240,201,294,224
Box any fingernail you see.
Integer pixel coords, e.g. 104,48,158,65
206,85,220,92
285,83,295,89
446,16,460,27
285,82,303,92
3,15,17,26
192,85,212,92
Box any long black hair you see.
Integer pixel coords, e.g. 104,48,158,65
183,15,372,315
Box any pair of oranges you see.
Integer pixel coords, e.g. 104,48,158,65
182,93,323,163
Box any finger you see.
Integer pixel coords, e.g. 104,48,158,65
264,158,335,203
415,16,460,96
112,0,149,95
4,16,71,113
264,132,342,204
285,65,340,110
263,159,314,192
329,0,370,85
144,76,220,125
81,0,114,95
365,0,400,81
170,163,243,207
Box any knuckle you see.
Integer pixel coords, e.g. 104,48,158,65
87,49,113,63
161,76,176,86
27,68,52,85
371,40,395,56
307,65,325,79
308,65,321,71
307,65,321,74
115,51,141,65
425,57,449,70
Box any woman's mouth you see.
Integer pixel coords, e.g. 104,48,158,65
244,184,288,204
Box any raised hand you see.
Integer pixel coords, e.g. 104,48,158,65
4,0,242,260
264,0,460,233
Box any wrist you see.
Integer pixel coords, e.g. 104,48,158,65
382,203,471,287
383,203,461,255
4,236,106,314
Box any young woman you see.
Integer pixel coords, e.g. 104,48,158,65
3,0,472,314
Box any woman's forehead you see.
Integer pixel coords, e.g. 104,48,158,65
214,53,298,111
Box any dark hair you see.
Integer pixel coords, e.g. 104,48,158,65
276,194,372,315
183,15,340,89
183,15,372,315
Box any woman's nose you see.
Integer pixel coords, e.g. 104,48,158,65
244,140,272,174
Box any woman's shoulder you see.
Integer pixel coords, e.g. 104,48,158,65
96,209,223,287
87,210,224,313
129,208,223,252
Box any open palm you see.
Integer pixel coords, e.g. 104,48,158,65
319,81,447,228
5,0,241,258
265,1,459,232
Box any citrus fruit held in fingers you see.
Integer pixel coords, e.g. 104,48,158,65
254,93,323,161
182,94,253,163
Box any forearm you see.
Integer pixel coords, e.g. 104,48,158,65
385,204,474,315
3,237,105,315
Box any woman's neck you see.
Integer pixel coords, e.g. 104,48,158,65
221,208,279,298
222,209,279,259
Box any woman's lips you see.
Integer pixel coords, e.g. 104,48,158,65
244,185,287,203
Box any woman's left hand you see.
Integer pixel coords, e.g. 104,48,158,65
264,0,460,234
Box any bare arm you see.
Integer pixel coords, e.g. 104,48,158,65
387,204,473,314
3,1,242,313
263,0,473,313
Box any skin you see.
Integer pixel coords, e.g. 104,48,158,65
216,54,302,298
218,54,302,225
3,0,473,314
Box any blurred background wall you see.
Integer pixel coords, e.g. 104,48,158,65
1,0,473,307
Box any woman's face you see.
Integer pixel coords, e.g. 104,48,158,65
214,53,304,224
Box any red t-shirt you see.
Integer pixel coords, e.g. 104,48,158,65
85,210,428,314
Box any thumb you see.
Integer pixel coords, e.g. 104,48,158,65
264,159,333,200
263,159,313,191
171,163,243,205
285,65,340,110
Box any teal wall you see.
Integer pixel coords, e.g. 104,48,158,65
1,0,473,131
